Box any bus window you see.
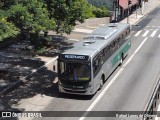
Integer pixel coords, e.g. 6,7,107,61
125,31,128,36
110,42,116,50
127,27,130,33
59,62,91,81
93,54,103,77
117,38,120,43
93,61,98,72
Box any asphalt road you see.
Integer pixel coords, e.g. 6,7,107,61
33,5,160,120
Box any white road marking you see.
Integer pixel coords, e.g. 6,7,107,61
79,37,148,120
142,30,149,37
150,30,157,37
158,34,160,38
134,30,142,36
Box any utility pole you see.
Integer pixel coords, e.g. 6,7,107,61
136,4,138,18
141,0,145,14
114,0,120,22
127,0,132,24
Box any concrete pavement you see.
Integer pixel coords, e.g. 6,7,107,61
121,0,160,25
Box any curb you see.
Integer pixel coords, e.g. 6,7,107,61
0,80,23,97
132,2,160,25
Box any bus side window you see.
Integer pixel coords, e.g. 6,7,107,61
127,27,130,34
114,41,118,51
110,42,116,51
123,32,127,42
122,34,124,39
100,51,104,65
93,55,102,77
117,37,121,47
126,31,128,36
93,59,98,76
117,38,120,43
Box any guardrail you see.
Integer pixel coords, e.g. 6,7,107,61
143,79,160,120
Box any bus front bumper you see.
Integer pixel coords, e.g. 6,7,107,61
58,85,95,95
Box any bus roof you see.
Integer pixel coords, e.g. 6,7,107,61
61,23,130,57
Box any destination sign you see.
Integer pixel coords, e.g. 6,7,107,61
60,54,89,61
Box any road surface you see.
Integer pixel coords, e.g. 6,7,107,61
33,5,160,120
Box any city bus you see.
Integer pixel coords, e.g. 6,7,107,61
58,23,131,95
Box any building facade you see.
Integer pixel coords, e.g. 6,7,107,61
87,0,140,22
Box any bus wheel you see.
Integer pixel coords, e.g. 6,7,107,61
119,54,124,66
99,75,105,90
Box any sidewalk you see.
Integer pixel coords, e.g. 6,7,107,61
1,0,160,119
121,0,160,25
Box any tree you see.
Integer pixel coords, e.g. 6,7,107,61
0,10,19,41
0,0,93,48
45,0,93,34
7,0,55,41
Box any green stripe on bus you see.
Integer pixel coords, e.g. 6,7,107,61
112,41,131,66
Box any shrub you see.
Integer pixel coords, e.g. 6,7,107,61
92,6,110,18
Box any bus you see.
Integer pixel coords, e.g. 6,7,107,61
58,23,131,95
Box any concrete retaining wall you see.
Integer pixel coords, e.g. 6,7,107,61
76,17,110,27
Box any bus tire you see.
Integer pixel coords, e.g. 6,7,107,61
119,54,124,66
99,75,105,90
99,79,103,90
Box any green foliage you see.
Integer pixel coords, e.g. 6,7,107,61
0,0,97,48
8,0,55,35
30,33,52,49
92,6,110,18
45,0,93,34
0,10,19,41
82,3,95,19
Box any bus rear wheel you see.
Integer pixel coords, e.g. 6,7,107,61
119,54,124,66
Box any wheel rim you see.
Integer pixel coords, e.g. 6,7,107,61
99,79,103,90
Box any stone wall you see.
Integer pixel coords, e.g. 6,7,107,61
75,17,110,27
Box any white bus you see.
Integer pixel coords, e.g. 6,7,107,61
58,23,131,95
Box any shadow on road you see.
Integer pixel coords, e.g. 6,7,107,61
0,67,58,119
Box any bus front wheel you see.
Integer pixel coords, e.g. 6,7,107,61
99,75,105,90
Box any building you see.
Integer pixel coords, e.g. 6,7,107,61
87,0,140,22
118,0,139,21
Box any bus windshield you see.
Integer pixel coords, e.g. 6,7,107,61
59,61,91,81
